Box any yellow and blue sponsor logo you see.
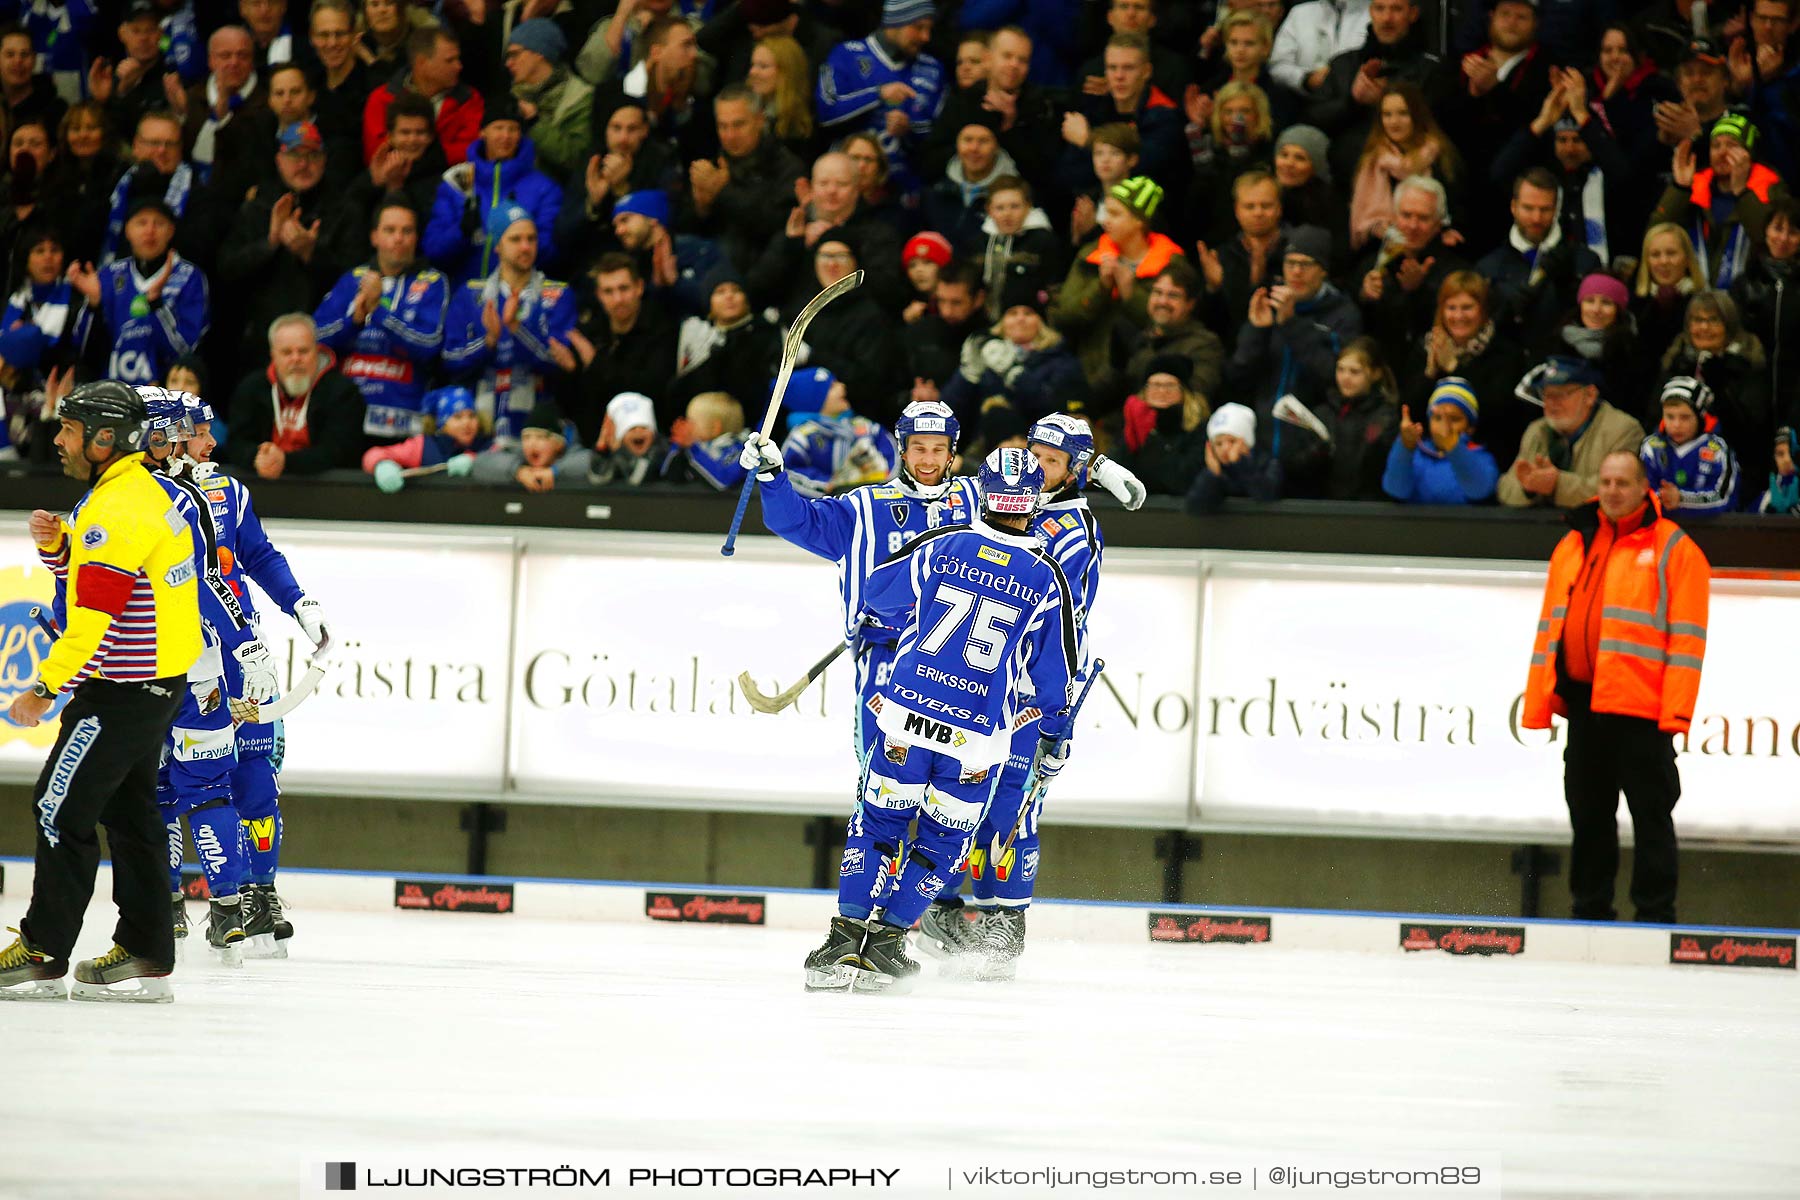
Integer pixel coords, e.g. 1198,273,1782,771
0,566,71,746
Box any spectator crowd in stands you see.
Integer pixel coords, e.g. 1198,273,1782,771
0,0,1795,514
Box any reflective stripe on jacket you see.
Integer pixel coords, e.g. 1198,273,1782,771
1523,494,1710,733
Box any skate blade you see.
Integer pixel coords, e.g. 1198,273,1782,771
208,942,245,968
172,936,187,965
837,957,916,995
974,957,1019,982
0,978,69,1001
243,933,287,960
802,965,855,993
70,976,174,1003
913,934,970,961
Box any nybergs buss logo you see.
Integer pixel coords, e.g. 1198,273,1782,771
0,567,70,748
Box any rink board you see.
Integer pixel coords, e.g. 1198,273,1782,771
2,519,1798,846
5,857,1790,974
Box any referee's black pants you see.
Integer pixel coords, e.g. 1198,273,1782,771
22,676,185,965
1562,702,1682,924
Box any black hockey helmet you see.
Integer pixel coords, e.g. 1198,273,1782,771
59,380,150,454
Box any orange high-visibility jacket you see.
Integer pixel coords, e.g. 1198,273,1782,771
1523,497,1711,733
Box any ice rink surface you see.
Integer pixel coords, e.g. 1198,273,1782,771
3,895,1796,1200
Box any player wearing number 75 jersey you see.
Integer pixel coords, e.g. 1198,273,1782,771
741,400,979,775
800,447,1077,994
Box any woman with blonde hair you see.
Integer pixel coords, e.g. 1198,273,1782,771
1349,83,1459,252
1630,221,1707,364
746,35,814,156
1195,11,1294,126
1187,81,1275,240
1402,270,1531,465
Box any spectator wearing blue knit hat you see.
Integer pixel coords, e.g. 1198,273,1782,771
362,385,496,491
424,92,563,284
1382,377,1500,504
506,18,593,185
610,189,722,317
816,0,946,198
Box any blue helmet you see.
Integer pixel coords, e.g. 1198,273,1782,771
978,446,1045,518
1027,413,1094,490
179,391,215,427
136,385,193,448
894,399,960,454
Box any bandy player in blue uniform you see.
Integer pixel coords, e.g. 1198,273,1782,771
741,400,980,784
801,448,1080,993
916,414,1106,978
170,392,331,957
139,391,274,964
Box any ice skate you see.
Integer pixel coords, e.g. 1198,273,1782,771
0,927,68,1001
69,944,173,1003
206,897,245,967
171,892,189,963
844,920,920,994
975,908,1026,981
803,916,865,992
269,887,294,944
916,900,985,962
241,884,287,960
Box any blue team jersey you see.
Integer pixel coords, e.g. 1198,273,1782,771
816,37,945,193
187,466,306,625
758,471,981,643
1031,496,1103,669
314,265,450,440
442,272,576,444
863,522,1077,767
1640,431,1739,515
96,255,208,385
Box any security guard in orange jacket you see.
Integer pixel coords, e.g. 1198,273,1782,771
1523,451,1710,924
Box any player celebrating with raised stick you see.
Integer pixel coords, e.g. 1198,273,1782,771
803,447,1080,993
917,414,1105,978
740,400,981,889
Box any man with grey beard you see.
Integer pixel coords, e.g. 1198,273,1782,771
223,312,370,477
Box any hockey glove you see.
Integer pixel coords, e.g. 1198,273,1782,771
373,458,405,494
1090,454,1148,511
234,640,280,703
1034,735,1073,782
293,597,330,648
738,433,784,481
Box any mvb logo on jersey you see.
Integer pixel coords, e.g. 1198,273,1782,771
902,712,956,745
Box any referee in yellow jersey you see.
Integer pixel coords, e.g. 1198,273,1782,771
0,382,202,1003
